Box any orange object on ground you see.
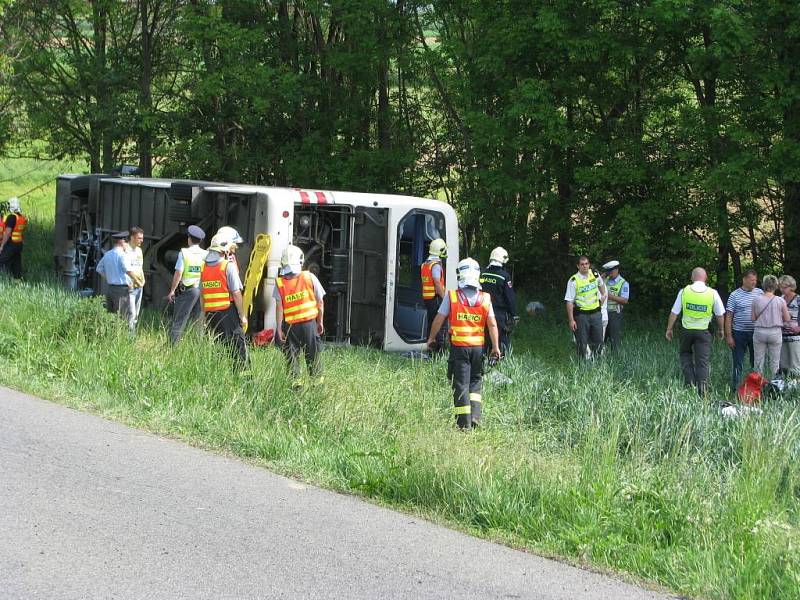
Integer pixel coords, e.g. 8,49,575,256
737,372,769,404
252,328,275,346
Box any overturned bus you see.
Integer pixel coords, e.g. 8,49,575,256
53,175,459,351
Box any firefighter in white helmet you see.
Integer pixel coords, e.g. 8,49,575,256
421,237,448,350
479,246,516,354
273,244,326,388
215,225,244,266
427,257,501,429
0,197,28,279
199,228,249,370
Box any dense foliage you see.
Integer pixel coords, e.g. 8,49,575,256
2,1,800,305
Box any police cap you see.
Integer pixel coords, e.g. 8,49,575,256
111,230,129,240
602,260,620,272
187,225,206,240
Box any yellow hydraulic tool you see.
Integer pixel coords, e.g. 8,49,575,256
241,233,272,333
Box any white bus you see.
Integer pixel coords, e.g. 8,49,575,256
54,175,459,351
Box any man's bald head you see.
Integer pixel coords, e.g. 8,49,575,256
691,267,707,282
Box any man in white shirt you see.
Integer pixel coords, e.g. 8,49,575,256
666,267,725,395
565,255,606,359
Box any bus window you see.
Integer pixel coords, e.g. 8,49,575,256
393,210,446,343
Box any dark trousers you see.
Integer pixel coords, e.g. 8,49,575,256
0,242,23,279
425,296,447,347
105,285,132,321
575,310,603,358
205,305,248,370
605,311,623,352
485,310,511,355
448,345,483,429
170,286,203,344
680,329,712,395
730,329,755,390
281,319,322,378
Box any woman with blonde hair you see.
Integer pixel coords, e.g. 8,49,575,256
752,275,791,377
779,275,800,375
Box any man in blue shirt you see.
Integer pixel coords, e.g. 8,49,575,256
725,269,763,390
96,231,135,321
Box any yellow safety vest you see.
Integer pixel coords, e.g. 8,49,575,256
180,247,207,287
607,277,626,311
681,285,714,330
572,271,600,311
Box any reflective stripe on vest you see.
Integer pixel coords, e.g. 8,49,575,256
180,247,206,287
4,213,26,243
572,271,600,311
681,285,714,330
607,277,626,310
421,259,444,300
448,289,490,347
200,259,231,312
277,271,319,324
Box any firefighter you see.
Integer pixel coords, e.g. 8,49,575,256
216,226,243,267
200,229,249,370
273,244,326,388
166,225,208,344
0,197,28,279
427,258,501,429
479,246,516,354
421,238,448,350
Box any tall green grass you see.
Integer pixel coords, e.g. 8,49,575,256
1,278,798,600
1,157,799,599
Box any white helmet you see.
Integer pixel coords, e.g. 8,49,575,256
215,226,244,245
489,246,508,265
208,233,229,252
456,257,481,289
8,197,20,212
281,244,305,274
429,238,447,258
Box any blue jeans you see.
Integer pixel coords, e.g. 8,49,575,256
731,329,755,389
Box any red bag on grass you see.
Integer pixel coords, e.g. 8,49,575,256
737,372,770,405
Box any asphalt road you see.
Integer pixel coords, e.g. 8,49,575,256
0,386,674,600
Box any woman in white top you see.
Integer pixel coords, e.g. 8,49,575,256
752,275,791,377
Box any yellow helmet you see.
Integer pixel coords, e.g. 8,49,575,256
429,238,447,258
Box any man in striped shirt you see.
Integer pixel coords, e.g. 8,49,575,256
725,269,763,390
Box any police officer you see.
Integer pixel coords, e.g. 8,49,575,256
421,238,447,349
426,258,501,429
602,260,629,352
665,267,725,395
167,225,208,344
200,228,248,370
274,244,326,388
479,246,516,354
0,197,28,279
565,255,606,359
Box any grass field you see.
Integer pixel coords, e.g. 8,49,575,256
1,158,799,599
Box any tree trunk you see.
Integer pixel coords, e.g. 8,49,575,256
138,0,153,177
92,1,112,172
